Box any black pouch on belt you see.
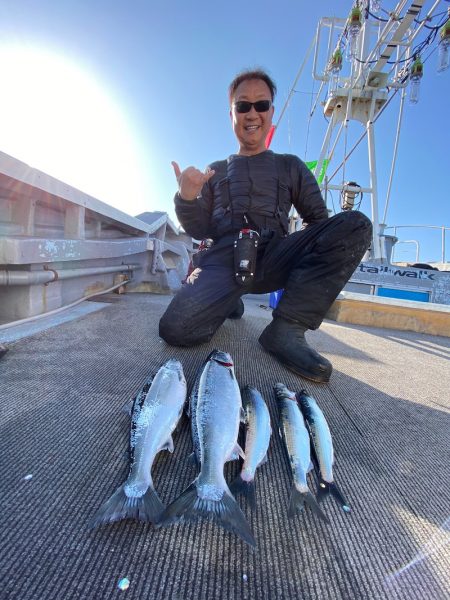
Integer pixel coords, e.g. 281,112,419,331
233,229,259,286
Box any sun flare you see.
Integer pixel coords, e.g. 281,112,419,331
0,44,152,216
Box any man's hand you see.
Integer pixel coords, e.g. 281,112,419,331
172,161,215,201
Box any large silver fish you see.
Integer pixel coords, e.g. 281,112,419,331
188,350,244,470
230,386,271,509
275,383,328,521
186,351,215,470
158,350,256,548
90,359,187,528
296,389,349,511
186,357,203,469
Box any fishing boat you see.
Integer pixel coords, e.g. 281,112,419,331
1,2,449,600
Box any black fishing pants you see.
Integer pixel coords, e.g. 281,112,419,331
159,211,372,346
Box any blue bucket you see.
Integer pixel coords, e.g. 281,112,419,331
269,289,284,309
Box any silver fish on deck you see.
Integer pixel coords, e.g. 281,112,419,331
230,386,271,509
158,350,256,548
90,359,187,528
186,356,203,469
186,351,216,470
296,389,350,511
275,383,328,522
187,350,244,470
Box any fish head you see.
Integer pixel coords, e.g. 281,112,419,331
295,389,314,409
273,383,296,402
210,349,234,368
164,358,186,384
241,385,256,404
241,385,263,410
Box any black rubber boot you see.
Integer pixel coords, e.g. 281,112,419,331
227,298,245,320
258,318,332,383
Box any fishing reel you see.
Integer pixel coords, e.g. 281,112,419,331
234,229,259,286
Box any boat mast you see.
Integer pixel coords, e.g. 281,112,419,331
315,0,427,261
272,0,447,262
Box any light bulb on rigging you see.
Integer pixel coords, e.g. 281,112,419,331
346,6,363,59
409,56,423,105
438,19,450,73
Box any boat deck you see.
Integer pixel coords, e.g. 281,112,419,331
1,293,449,600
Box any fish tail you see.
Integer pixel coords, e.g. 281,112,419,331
229,474,257,510
89,483,164,528
157,483,256,548
317,479,350,512
288,485,329,523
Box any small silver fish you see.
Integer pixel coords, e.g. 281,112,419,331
90,359,187,527
296,389,349,511
230,386,271,509
158,350,256,548
275,383,328,522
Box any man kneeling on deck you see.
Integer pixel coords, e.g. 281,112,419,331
159,68,372,383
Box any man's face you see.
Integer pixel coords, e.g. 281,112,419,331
230,79,274,156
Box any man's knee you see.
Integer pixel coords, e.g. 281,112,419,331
323,210,372,249
159,312,215,347
158,315,185,346
339,210,372,237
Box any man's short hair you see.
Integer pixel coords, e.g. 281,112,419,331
228,69,277,103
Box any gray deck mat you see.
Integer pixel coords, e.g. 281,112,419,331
1,294,449,600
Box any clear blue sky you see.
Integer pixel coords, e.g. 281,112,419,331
0,1,448,263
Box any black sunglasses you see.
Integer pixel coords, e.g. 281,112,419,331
233,100,272,114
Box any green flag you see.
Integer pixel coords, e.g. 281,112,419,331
305,159,329,184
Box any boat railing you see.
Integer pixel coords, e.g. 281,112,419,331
385,225,449,264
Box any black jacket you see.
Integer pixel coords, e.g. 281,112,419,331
175,150,328,241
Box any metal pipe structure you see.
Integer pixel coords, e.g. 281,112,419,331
392,239,420,263
386,0,441,87
274,35,317,130
354,0,422,88
309,80,326,119
367,97,382,260
0,264,140,286
326,85,401,184
382,87,406,226
314,113,335,181
326,121,346,164
0,278,133,332
386,225,449,263
313,17,347,82
442,228,446,264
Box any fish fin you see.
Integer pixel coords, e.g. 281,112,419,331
229,474,256,510
226,452,239,462
159,435,175,453
89,483,164,528
317,479,350,512
226,443,245,462
187,452,201,469
228,443,245,461
236,443,245,459
259,453,268,466
157,483,256,548
288,486,329,523
308,461,314,473
121,397,135,416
